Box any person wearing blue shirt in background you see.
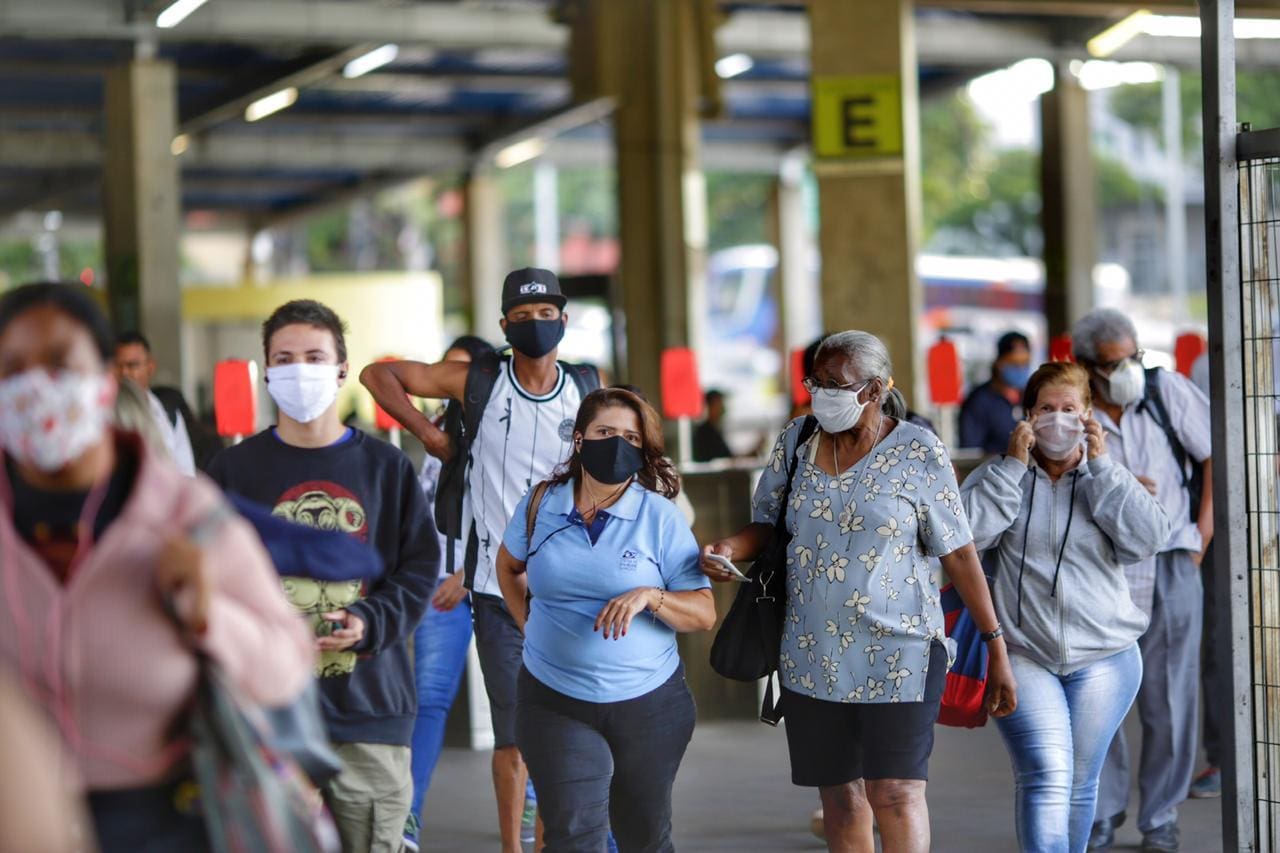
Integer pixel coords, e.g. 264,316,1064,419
496,387,716,853
959,331,1033,455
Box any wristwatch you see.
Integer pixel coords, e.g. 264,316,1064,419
980,626,1004,643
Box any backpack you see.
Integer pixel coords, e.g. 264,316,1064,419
433,350,600,577
1137,367,1204,523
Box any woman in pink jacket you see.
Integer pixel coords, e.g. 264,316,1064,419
0,282,315,852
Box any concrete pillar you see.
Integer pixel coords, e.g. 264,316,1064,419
808,0,923,407
463,170,506,345
570,0,705,407
102,59,183,385
773,153,816,357
533,162,561,271
1040,64,1097,338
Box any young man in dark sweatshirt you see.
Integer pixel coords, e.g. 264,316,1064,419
208,299,439,852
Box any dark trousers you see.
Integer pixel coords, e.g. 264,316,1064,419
88,781,209,853
1201,545,1225,767
515,665,696,853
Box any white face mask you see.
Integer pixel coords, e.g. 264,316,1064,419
1032,411,1085,460
1102,359,1146,407
0,369,115,472
266,363,341,424
811,381,871,434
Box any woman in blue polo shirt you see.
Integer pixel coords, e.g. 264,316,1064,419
497,387,716,853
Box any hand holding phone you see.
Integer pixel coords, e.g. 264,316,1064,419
705,552,751,582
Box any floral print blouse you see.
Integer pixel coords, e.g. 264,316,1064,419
752,417,972,704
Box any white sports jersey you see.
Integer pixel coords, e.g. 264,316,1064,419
467,358,582,596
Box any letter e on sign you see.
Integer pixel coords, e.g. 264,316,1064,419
812,75,903,160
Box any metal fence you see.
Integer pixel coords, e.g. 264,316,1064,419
1239,129,1280,849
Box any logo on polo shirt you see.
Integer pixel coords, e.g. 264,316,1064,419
519,283,547,295
620,550,639,572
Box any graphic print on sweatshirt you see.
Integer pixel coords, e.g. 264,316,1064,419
272,480,368,678
468,360,581,596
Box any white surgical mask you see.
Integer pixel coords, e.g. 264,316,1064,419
1032,411,1085,460
266,363,341,424
1102,359,1146,407
811,382,871,434
0,369,115,472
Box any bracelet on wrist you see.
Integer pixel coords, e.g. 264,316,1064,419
980,626,1004,644
652,587,666,616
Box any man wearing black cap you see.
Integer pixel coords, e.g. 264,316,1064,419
959,330,1033,455
362,268,600,852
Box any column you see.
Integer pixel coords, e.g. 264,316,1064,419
808,0,923,407
570,0,705,407
1040,64,1097,339
463,169,507,344
102,59,183,385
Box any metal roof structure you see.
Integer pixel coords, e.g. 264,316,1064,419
1,0,1278,227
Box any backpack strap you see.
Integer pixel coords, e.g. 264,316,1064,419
776,416,820,529
563,362,602,397
460,350,506,455
1138,367,1192,490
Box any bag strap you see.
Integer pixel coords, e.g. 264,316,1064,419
774,416,820,532
460,350,505,458
1139,367,1192,490
525,480,552,553
564,362,602,397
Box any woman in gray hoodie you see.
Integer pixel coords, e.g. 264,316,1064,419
960,362,1170,853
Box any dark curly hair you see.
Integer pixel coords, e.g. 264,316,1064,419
547,387,680,498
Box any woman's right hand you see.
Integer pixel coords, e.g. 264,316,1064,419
432,571,467,612
1008,420,1035,465
699,541,737,583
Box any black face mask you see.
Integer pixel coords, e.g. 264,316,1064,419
579,436,645,485
505,318,565,359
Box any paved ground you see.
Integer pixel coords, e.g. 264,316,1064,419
420,712,1223,851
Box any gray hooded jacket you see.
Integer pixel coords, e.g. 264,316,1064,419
960,453,1171,674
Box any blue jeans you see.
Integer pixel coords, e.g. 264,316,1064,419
995,645,1142,853
409,596,473,824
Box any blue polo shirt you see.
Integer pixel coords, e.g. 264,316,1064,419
503,481,709,703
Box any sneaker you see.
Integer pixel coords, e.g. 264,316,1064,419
1189,766,1222,799
403,812,421,853
1140,822,1180,852
1087,810,1125,851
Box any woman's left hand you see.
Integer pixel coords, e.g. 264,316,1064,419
984,645,1018,718
594,587,659,640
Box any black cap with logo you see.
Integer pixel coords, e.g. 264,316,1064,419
501,268,567,314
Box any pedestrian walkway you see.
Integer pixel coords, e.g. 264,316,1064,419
421,713,1222,851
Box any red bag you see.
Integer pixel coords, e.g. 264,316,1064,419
937,583,988,728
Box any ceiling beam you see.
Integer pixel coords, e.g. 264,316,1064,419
0,1,568,48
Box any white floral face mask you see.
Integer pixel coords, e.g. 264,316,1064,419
0,369,116,472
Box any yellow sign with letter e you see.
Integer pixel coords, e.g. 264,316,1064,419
812,74,903,159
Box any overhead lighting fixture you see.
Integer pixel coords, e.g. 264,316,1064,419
244,87,298,122
343,44,400,79
1072,60,1163,91
1088,10,1152,58
1140,15,1280,39
171,133,190,156
494,137,546,169
714,53,754,80
156,0,210,29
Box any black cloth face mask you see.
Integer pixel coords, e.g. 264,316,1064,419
579,436,645,485
505,318,565,358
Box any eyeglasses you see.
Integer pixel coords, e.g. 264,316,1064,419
802,376,868,396
1089,350,1145,375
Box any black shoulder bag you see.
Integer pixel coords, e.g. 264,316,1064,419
710,415,818,726
1139,367,1204,523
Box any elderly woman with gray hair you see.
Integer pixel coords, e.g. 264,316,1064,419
703,330,1016,853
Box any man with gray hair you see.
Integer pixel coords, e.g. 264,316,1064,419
1075,308,1213,853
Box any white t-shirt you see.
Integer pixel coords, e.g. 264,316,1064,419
147,390,196,477
466,359,583,597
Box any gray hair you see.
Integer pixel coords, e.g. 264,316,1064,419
814,330,908,419
1071,308,1138,363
